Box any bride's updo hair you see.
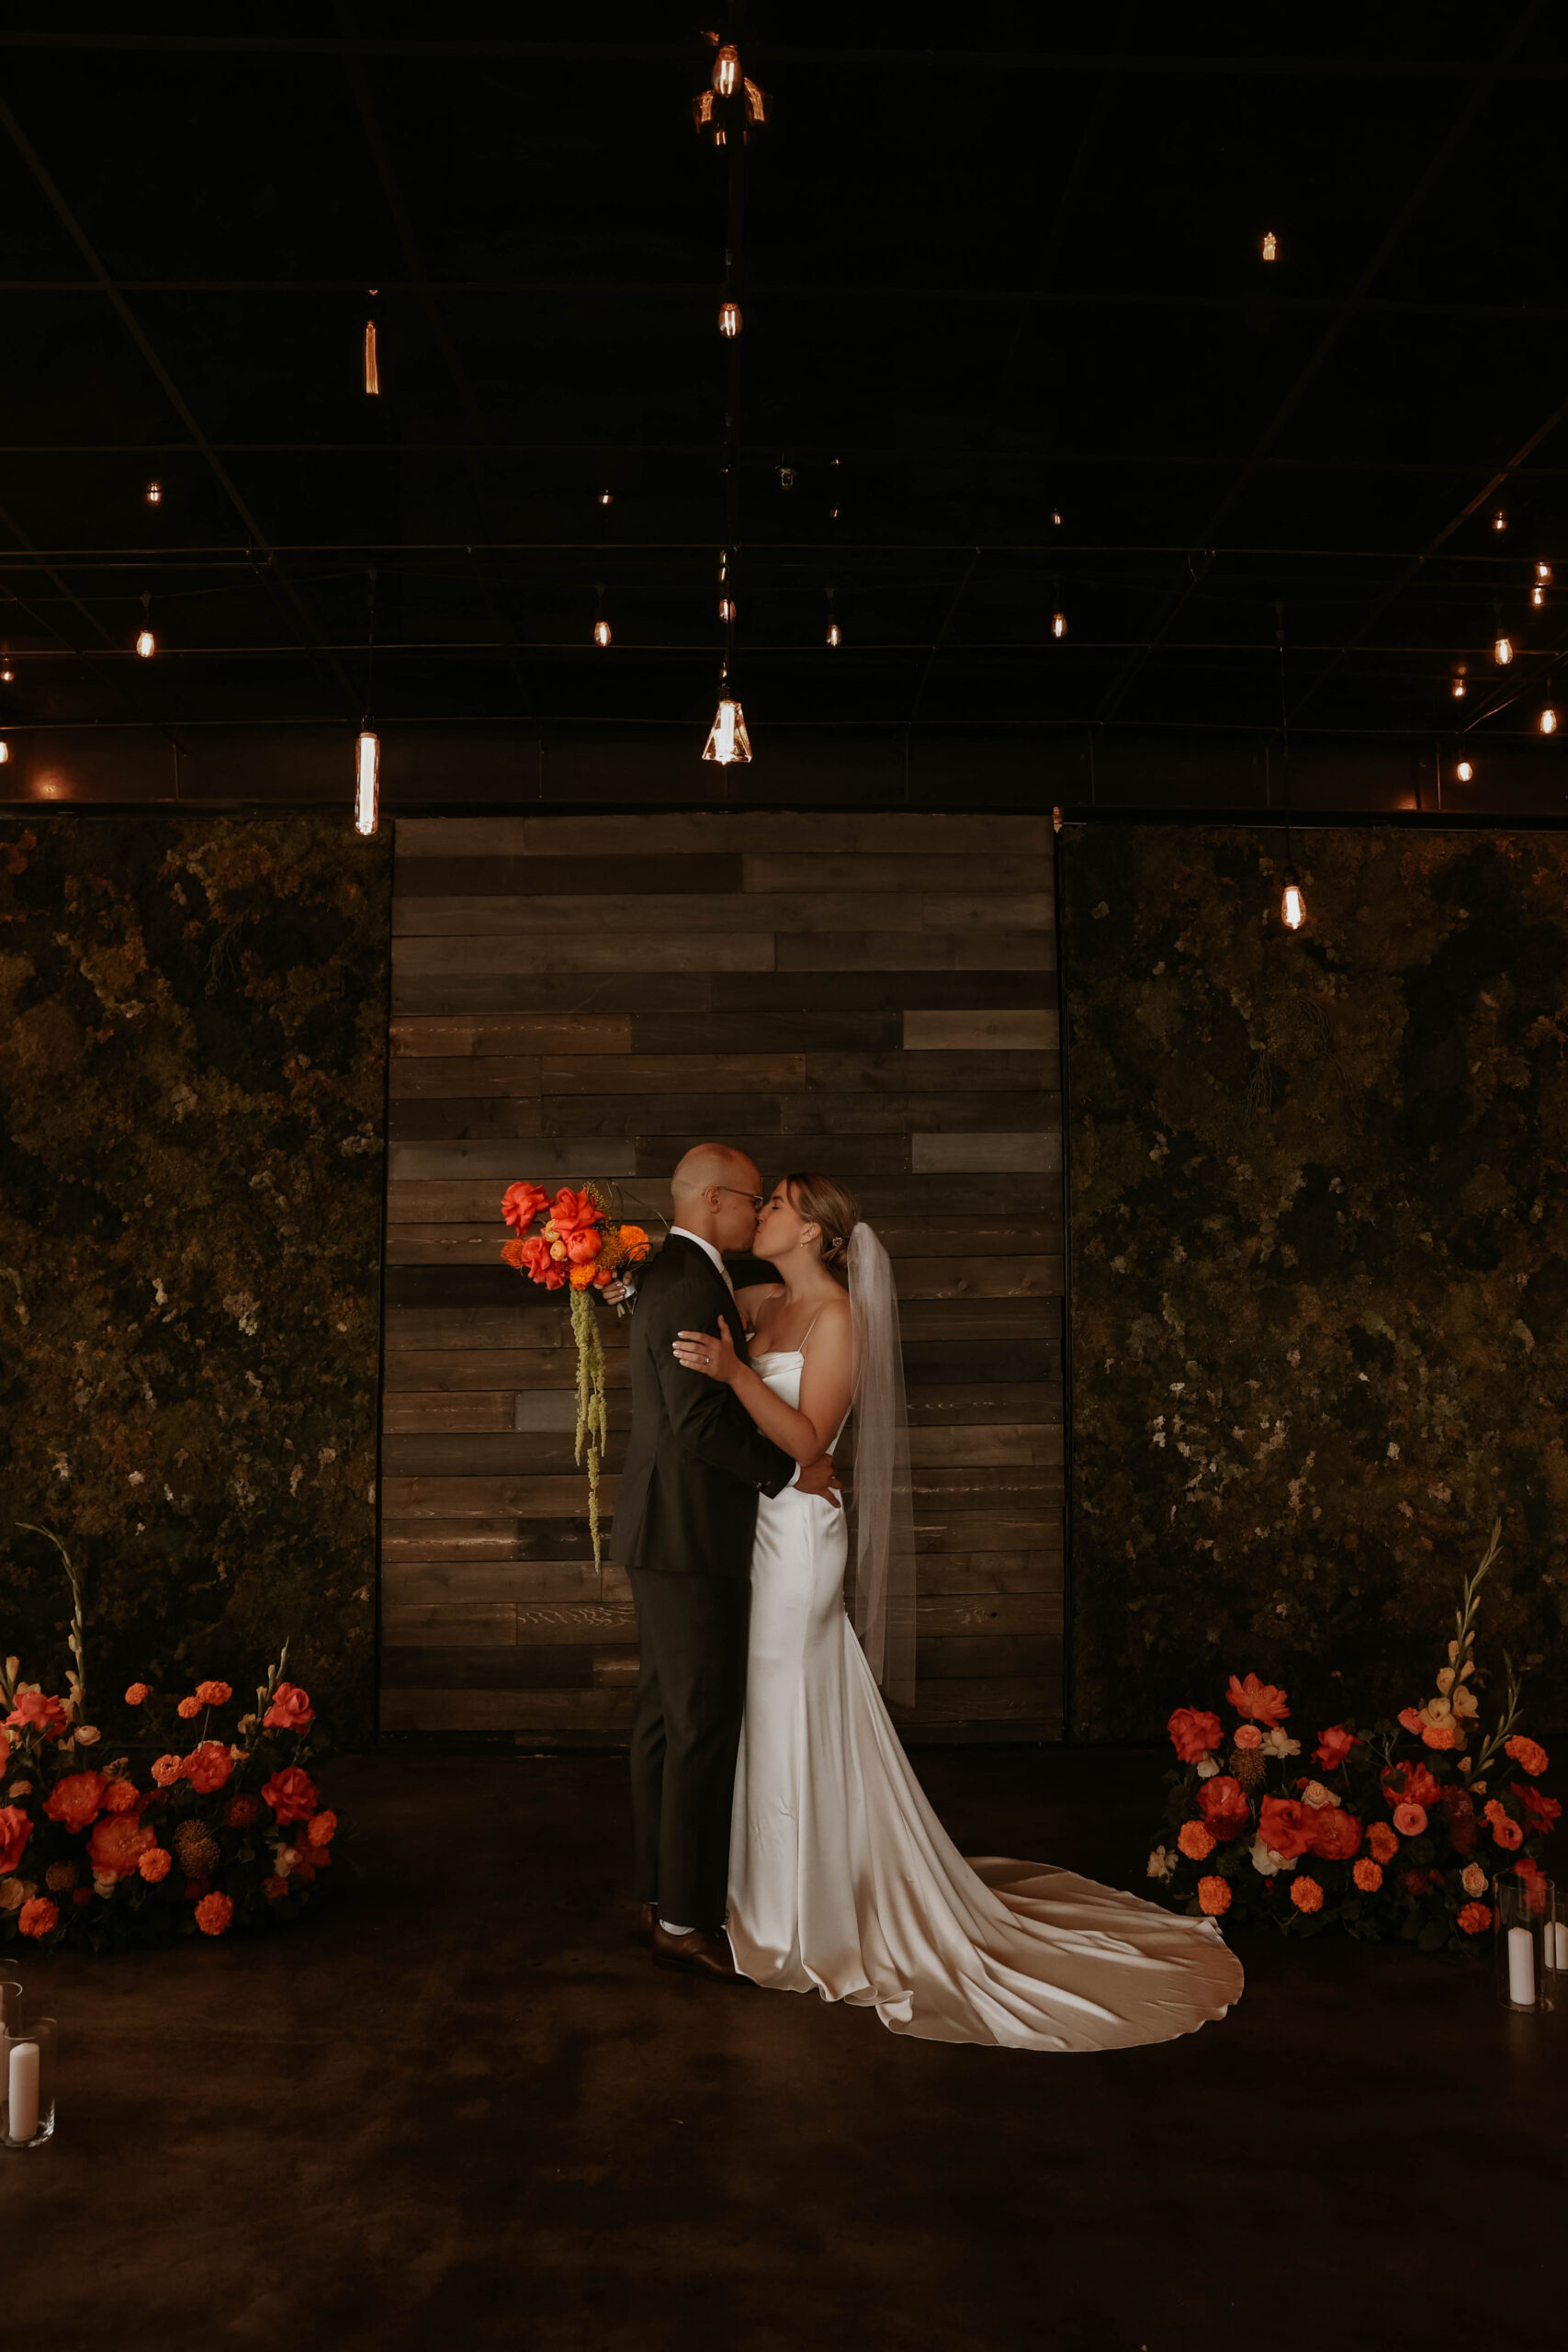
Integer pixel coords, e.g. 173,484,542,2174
784,1171,860,1283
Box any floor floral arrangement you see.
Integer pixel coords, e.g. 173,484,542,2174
1147,1523,1559,1952
0,1528,336,1951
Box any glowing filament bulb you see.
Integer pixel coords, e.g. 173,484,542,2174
1456,758,1474,783
1537,560,1552,583
1280,868,1304,930
1493,509,1507,532
827,620,841,648
1451,675,1467,699
593,619,611,649
355,729,379,836
719,299,742,339
1495,635,1514,666
713,43,739,96
135,628,155,659
719,595,735,622
0,741,8,764
702,695,752,766
1260,231,1278,262
145,481,162,505
1540,706,1558,735
0,664,11,684
598,490,613,508
1533,585,1546,608
364,319,380,397
1051,510,1063,527
1052,609,1067,639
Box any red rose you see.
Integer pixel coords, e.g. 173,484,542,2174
1258,1794,1315,1859
87,1812,156,1879
0,1804,32,1875
1308,1807,1363,1862
1225,1672,1290,1726
1383,1761,1441,1811
1514,1781,1562,1834
41,1769,107,1833
262,1767,319,1824
1168,1707,1224,1763
1198,1774,1252,1842
502,1180,551,1234
182,1740,234,1794
6,1690,69,1740
262,1681,315,1734
1314,1724,1359,1773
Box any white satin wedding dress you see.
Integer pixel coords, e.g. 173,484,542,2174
725,1350,1245,2051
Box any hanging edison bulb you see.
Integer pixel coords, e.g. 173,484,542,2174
719,595,735,623
1280,867,1305,930
0,741,8,764
364,303,380,398
1051,509,1063,528
713,42,739,96
355,729,379,836
1052,608,1067,639
718,297,742,339
1492,508,1507,533
0,653,12,683
135,628,154,659
592,582,611,648
145,481,162,506
1537,560,1552,584
598,490,614,508
593,619,612,649
1451,671,1467,700
1495,633,1514,666
1540,706,1559,735
1533,584,1546,608
702,690,752,765
1260,231,1279,263
1456,758,1474,784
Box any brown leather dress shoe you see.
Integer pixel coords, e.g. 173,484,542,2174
638,1901,658,1944
651,1921,744,1982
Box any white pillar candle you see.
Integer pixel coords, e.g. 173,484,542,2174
1507,1923,1537,2007
1549,1921,1568,1973
7,2038,39,2143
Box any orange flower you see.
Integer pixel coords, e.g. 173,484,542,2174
551,1185,601,1238
1491,1814,1524,1851
1225,1672,1290,1726
1291,1875,1325,1913
195,1680,232,1707
261,1766,319,1824
513,1233,565,1290
1307,1807,1362,1862
195,1892,233,1937
1168,1707,1224,1763
565,1227,603,1264
139,1846,173,1883
150,1753,184,1787
618,1224,651,1264
17,1894,59,1939
6,1690,69,1739
1352,1858,1383,1893
1367,1822,1399,1864
182,1740,234,1794
0,1805,32,1875
124,1682,151,1706
1393,1803,1427,1838
225,1794,262,1828
0,1729,8,1773
502,1180,551,1234
1314,1724,1358,1772
1197,1875,1232,1916
176,1695,202,1721
41,1769,107,1833
1397,1706,1423,1734
1457,1901,1492,1936
1506,1736,1550,1777
1178,1819,1216,1860
87,1813,156,1880
569,1262,598,1289
263,1681,315,1733
1421,1722,1457,1750
1258,1794,1314,1859
1234,1723,1264,1751
101,1779,140,1815
306,1809,337,1848
1198,1775,1252,1841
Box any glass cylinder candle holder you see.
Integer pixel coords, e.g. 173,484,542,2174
3,2014,56,2147
1540,1880,1567,1991
0,1978,22,2066
1495,1878,1554,2013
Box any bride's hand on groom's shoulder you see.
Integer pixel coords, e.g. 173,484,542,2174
672,1320,739,1385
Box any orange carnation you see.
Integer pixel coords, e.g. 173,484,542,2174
306,1809,337,1847
195,1680,232,1706
1421,1721,1457,1750
124,1682,151,1706
569,1262,599,1288
1178,1819,1216,1860
101,1778,140,1815
1225,1671,1290,1725
1352,1858,1383,1893
1291,1875,1325,1913
1506,1736,1550,1777
42,1769,107,1833
176,1695,202,1721
617,1225,651,1264
17,1895,59,1939
1457,1901,1492,1936
1366,1822,1399,1864
1197,1875,1232,1916
194,1892,233,1937
139,1846,173,1883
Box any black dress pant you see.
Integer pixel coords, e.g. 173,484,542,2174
626,1566,751,1931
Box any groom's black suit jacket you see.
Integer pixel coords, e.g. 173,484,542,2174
613,1233,795,1576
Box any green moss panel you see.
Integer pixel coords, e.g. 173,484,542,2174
0,817,390,1745
1063,822,1568,1740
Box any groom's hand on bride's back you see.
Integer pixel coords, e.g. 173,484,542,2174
795,1453,841,1508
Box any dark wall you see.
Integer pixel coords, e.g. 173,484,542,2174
0,816,390,1744
1062,821,1568,1740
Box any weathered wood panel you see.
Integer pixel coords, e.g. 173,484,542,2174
380,809,1062,1739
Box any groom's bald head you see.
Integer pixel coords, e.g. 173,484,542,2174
671,1142,762,1250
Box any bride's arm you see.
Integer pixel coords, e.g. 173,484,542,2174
672,1301,852,1463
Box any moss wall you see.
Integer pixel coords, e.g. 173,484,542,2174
0,817,389,1744
1063,822,1568,1739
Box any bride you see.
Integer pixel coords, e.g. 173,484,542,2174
669,1171,1244,2052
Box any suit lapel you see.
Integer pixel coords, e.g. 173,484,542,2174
662,1233,750,1363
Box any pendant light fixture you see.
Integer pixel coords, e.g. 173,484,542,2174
355,566,380,836
1280,868,1305,930
592,582,611,649
702,681,752,766
364,289,380,397
145,481,162,506
1456,757,1474,784
1540,705,1559,735
135,591,155,660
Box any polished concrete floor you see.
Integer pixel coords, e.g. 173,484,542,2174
6,1747,1562,2352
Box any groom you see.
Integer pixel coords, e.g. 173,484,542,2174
614,1142,839,1981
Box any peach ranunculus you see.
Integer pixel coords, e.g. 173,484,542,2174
1290,1875,1325,1913
181,1740,234,1794
262,1767,319,1824
1397,1707,1423,1734
306,1809,337,1848
1178,1819,1216,1860
87,1812,156,1879
1258,1794,1315,1860
1491,1814,1524,1851
0,1804,32,1875
195,1680,232,1706
124,1682,151,1706
1314,1724,1358,1772
17,1894,59,1939
195,1891,233,1936
1166,1703,1222,1768
139,1846,173,1883
41,1769,107,1833
1393,1802,1428,1838
101,1778,140,1815
1457,1901,1492,1936
1234,1723,1264,1751
1198,1775,1252,1842
1461,1862,1488,1896
1197,1875,1232,1916
225,1794,262,1828
150,1753,185,1786
502,1180,551,1234
1506,1736,1550,1777
263,1681,315,1733
6,1690,69,1739
176,1695,202,1720
1421,1721,1457,1750
1308,1808,1362,1862
1225,1672,1290,1726
1352,1858,1383,1893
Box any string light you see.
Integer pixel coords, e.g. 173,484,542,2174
1537,560,1552,583
354,729,379,836
1492,508,1507,533
1451,669,1467,700
592,582,611,649
1052,607,1067,639
598,490,614,508
702,688,751,766
135,593,154,660
1540,706,1559,735
719,595,735,623
145,481,162,505
364,290,380,397
1260,230,1279,263
719,297,742,338
713,43,739,96
0,652,12,684
1456,758,1474,783
1280,867,1305,930
1495,634,1514,666
1533,584,1546,608
826,584,840,648
1051,510,1063,528
0,742,8,765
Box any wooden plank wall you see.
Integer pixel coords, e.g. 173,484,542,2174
379,811,1064,1743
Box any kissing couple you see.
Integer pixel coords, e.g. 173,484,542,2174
612,1143,1244,2050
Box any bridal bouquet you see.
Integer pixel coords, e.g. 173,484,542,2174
0,1534,337,1953
500,1181,651,1563
1146,1523,1558,1953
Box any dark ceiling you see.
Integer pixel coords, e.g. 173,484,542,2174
1,6,1566,802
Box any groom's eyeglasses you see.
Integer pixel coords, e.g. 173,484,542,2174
715,1184,767,1211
